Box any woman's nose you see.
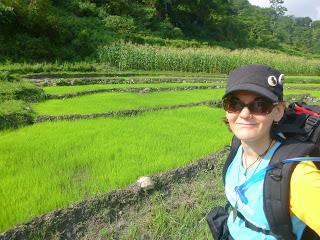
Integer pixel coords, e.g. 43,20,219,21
239,106,252,118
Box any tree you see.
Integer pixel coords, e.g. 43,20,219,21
269,0,287,38
311,20,320,52
269,0,287,17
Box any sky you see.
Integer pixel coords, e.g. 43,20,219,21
248,0,320,21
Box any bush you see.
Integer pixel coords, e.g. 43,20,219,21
0,71,16,82
0,100,35,130
0,79,46,102
104,15,136,34
77,1,98,17
157,18,184,39
0,3,15,25
0,75,43,130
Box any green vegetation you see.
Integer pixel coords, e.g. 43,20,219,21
0,80,45,102
284,90,320,98
104,161,226,240
286,76,320,83
1,0,320,235
286,83,320,87
0,107,231,232
0,100,35,130
43,83,223,95
0,72,43,130
1,67,320,235
0,62,111,74
1,0,320,62
32,89,225,116
99,43,320,75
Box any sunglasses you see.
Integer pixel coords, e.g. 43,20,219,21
222,97,278,115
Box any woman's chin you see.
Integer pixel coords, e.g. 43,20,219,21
234,131,262,142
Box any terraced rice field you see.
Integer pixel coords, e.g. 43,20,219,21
1,71,320,234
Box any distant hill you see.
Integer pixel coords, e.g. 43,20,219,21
0,0,320,62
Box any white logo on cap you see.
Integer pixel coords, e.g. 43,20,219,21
267,74,284,86
278,74,284,85
268,76,278,86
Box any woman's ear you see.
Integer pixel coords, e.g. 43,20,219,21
273,102,286,122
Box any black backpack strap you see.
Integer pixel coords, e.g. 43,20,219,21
264,138,319,240
234,209,272,235
223,136,241,185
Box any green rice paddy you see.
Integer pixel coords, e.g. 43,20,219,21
0,107,231,232
284,89,320,98
2,62,320,235
33,89,225,116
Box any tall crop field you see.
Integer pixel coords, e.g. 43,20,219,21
98,43,320,75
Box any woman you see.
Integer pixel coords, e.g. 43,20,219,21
211,64,320,239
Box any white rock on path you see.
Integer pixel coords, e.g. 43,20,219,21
137,176,154,190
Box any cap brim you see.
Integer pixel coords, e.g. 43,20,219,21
222,83,279,102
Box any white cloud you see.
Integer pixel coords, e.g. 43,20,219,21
248,0,320,20
248,0,270,8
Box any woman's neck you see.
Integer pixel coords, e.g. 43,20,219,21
241,136,274,164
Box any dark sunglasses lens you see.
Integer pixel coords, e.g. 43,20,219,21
223,98,243,112
249,100,273,114
223,98,274,114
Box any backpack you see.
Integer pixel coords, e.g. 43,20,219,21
207,102,320,240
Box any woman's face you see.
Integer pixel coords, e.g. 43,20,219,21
225,91,285,143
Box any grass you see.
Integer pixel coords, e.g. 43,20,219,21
285,83,320,87
43,83,224,95
98,43,320,75
106,167,226,240
0,107,232,232
32,89,225,116
284,89,320,98
286,76,320,84
286,75,320,79
0,61,113,74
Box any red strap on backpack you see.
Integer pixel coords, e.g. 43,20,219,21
293,104,320,117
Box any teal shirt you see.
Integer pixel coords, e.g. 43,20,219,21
225,142,306,239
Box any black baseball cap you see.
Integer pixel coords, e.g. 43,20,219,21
222,64,284,103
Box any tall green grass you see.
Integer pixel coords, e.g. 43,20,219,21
0,62,113,74
98,43,320,75
44,83,224,95
33,89,225,115
0,107,231,232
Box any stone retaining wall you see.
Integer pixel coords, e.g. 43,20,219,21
46,85,225,99
29,77,225,86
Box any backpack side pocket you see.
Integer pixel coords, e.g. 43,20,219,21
206,206,230,240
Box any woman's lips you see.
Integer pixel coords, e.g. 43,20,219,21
236,123,257,127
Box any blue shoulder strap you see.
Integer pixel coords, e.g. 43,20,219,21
222,136,240,185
